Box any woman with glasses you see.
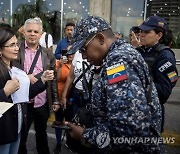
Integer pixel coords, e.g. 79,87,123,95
0,28,54,154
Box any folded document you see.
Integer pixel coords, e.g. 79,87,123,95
0,102,14,118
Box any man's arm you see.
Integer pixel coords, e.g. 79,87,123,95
47,50,60,105
54,40,62,59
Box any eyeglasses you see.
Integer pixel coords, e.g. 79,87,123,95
3,42,20,48
79,34,97,53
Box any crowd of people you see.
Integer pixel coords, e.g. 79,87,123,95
0,13,178,154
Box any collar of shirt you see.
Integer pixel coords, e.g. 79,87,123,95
25,41,39,51
141,43,159,53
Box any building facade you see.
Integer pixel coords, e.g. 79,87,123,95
146,0,180,37
0,0,179,42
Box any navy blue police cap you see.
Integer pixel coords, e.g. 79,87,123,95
67,16,111,55
138,15,167,31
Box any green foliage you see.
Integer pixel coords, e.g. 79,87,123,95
172,33,180,49
12,0,51,34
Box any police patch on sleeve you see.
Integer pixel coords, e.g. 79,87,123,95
106,62,127,84
158,61,172,72
167,71,178,83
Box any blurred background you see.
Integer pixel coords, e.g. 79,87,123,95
0,0,179,47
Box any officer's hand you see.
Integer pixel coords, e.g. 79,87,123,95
3,77,20,96
28,74,38,84
64,121,84,140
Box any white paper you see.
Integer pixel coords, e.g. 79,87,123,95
0,102,14,117
10,67,30,104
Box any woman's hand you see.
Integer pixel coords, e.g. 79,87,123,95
3,77,20,96
41,70,54,84
28,74,38,84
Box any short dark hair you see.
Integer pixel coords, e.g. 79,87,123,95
65,22,75,28
130,26,140,34
102,29,114,38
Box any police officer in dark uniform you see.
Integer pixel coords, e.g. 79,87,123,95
136,16,178,131
64,16,162,153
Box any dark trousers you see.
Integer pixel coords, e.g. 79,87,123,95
161,105,165,133
54,108,64,145
18,103,50,154
54,104,74,145
65,88,91,154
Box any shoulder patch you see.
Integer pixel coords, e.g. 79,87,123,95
106,62,127,84
167,71,178,83
158,61,172,72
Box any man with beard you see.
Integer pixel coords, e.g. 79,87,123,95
54,22,75,59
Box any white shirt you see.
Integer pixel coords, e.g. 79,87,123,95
39,32,53,48
72,51,92,90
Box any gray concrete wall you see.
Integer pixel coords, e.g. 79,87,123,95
173,48,180,60
173,49,180,87
89,0,111,23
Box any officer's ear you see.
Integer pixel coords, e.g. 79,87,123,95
96,33,105,45
157,32,163,40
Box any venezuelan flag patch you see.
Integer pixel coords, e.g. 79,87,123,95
106,62,127,84
167,71,178,83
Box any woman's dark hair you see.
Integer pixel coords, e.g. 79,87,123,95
0,23,11,30
0,28,15,82
0,28,15,48
161,29,173,47
153,27,166,44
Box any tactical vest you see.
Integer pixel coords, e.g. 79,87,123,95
141,44,175,73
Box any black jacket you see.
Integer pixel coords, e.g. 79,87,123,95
137,44,178,104
0,70,46,145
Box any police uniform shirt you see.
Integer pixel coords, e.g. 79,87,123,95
138,44,178,104
82,39,162,153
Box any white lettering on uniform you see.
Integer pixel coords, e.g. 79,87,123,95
88,27,98,33
106,62,124,71
159,61,172,72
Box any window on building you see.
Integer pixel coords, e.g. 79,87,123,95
111,0,144,40
0,0,89,43
146,0,180,38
